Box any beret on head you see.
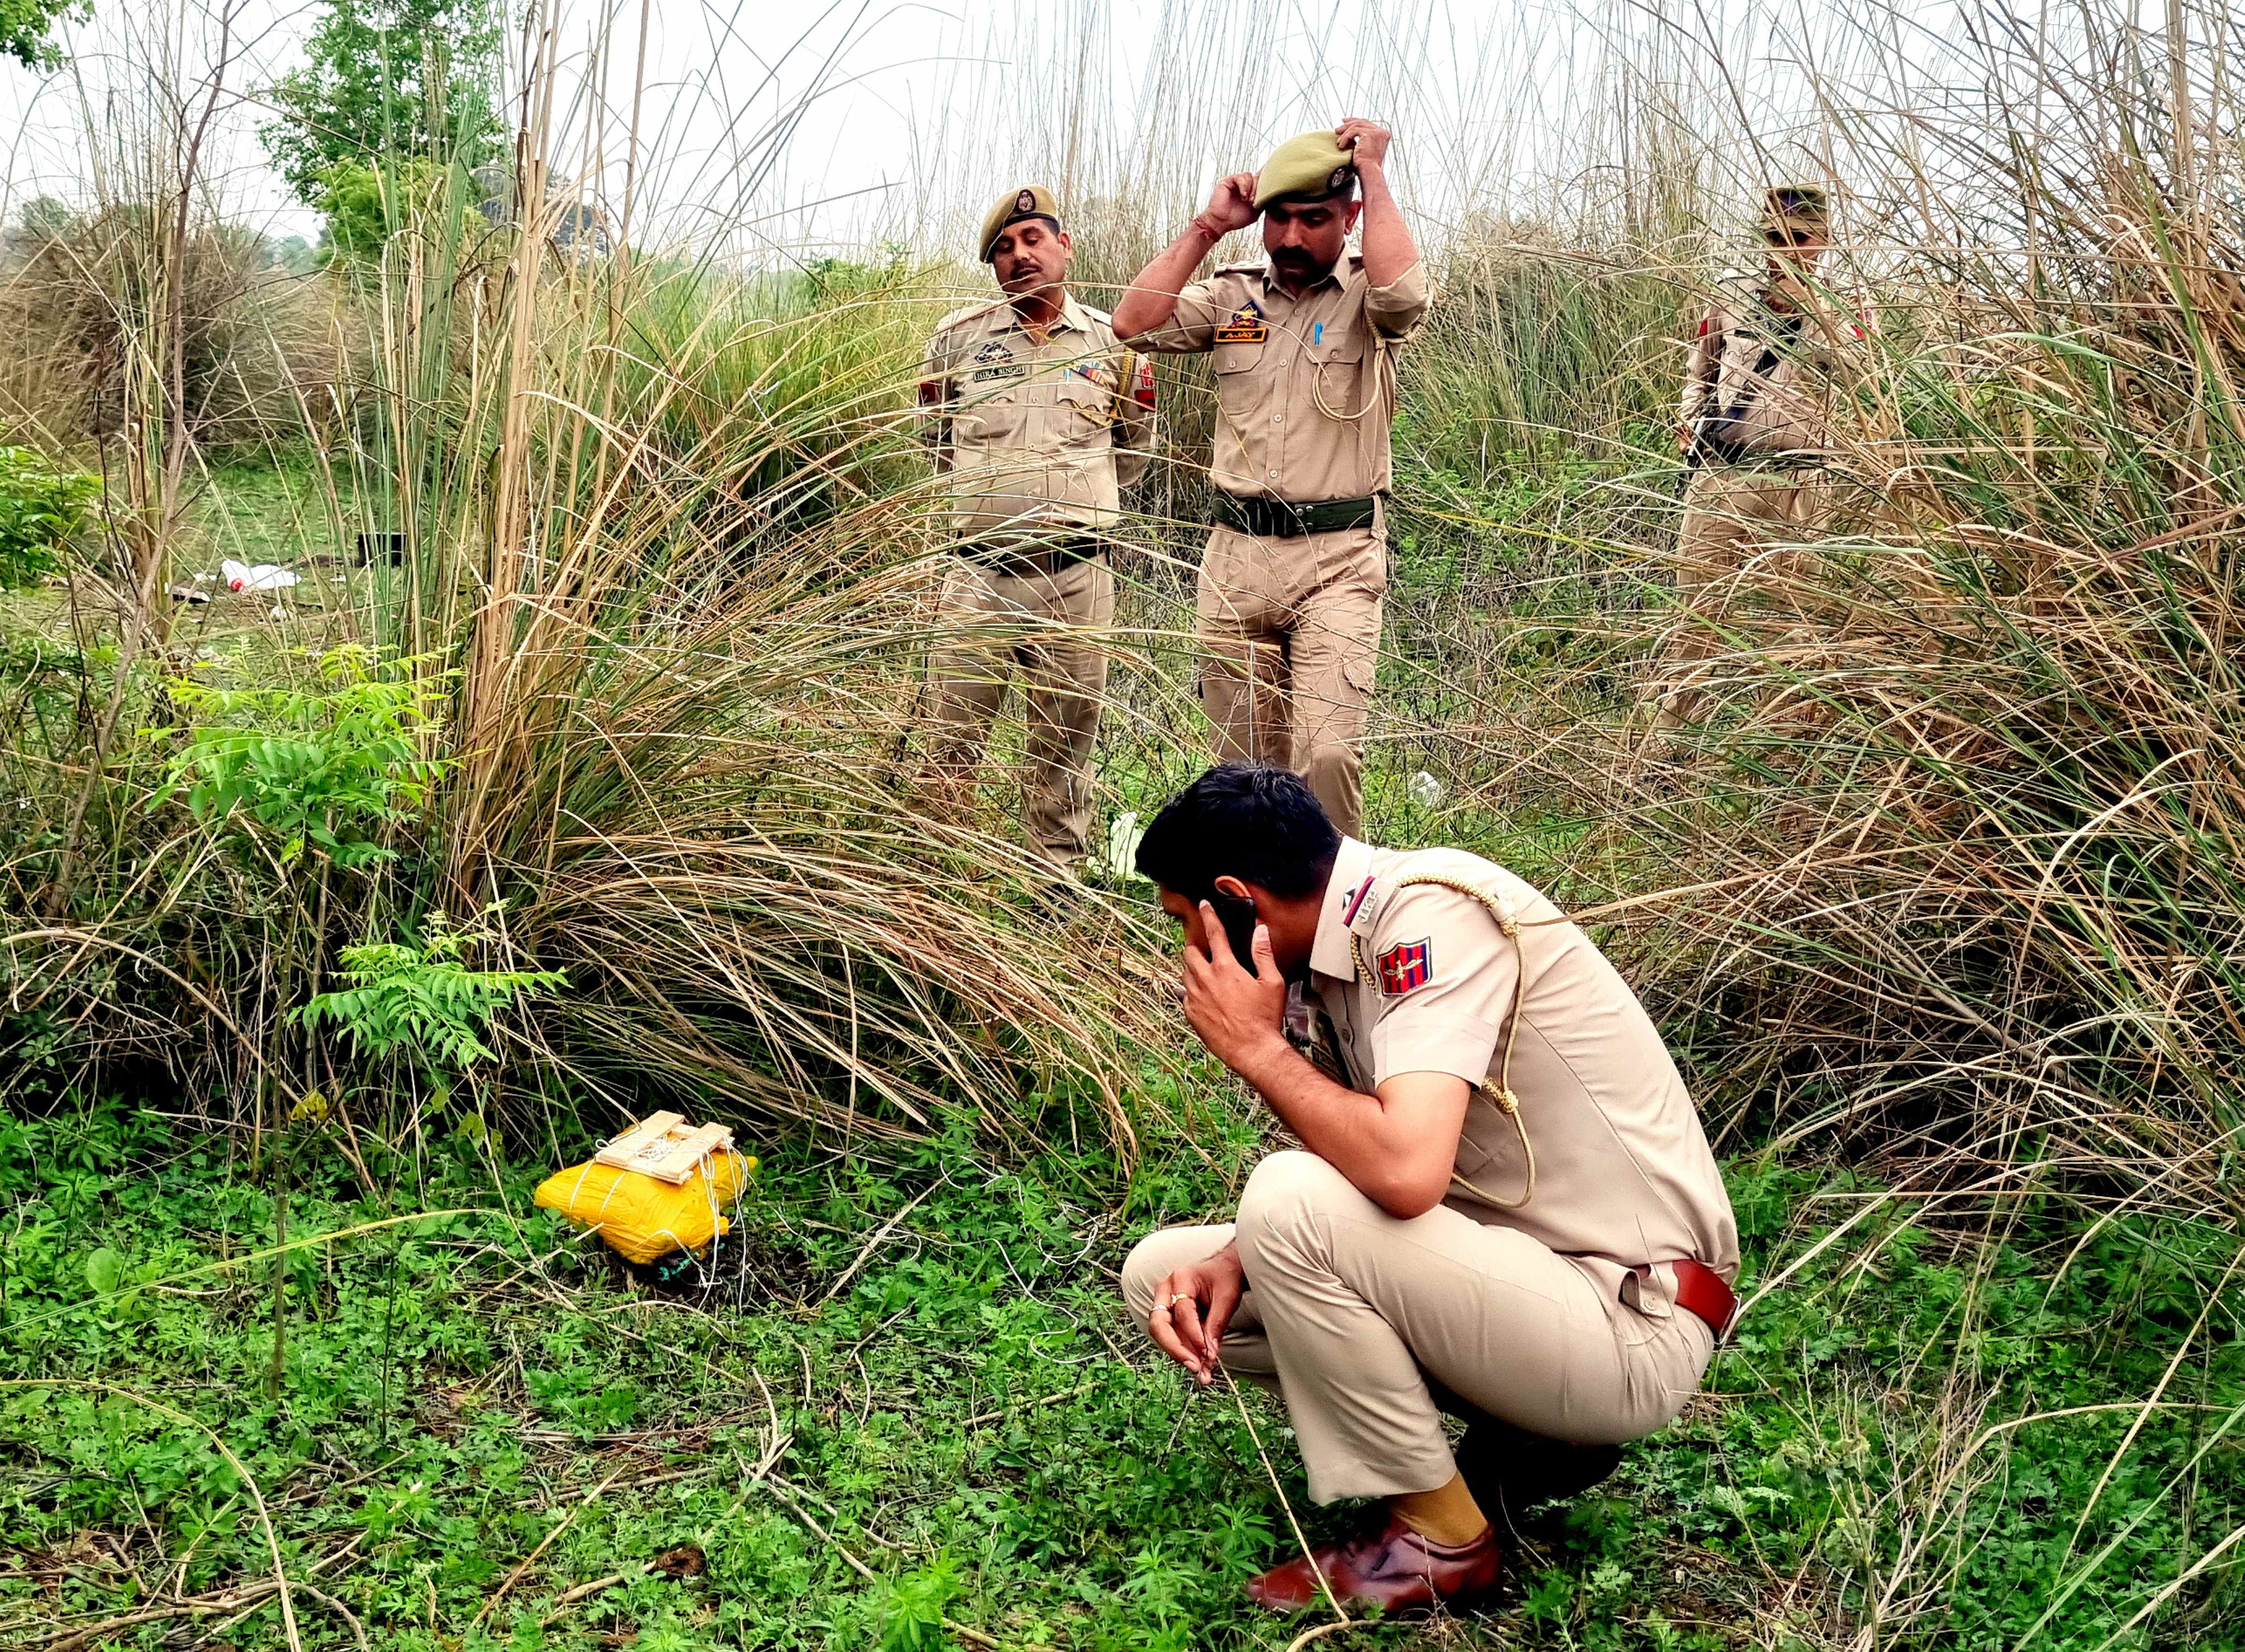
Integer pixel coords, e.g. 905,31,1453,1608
1254,131,1357,210
979,184,1061,261
1758,183,1831,238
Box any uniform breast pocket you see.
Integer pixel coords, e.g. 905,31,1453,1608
1213,342,1263,378
1307,329,1368,417
959,394,1022,443
1052,374,1112,443
1448,1094,1528,1209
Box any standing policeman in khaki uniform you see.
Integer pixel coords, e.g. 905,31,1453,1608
1120,764,1738,1614
918,186,1158,869
1655,184,1854,729
1114,122,1427,839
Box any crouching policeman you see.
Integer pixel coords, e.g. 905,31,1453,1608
1121,764,1738,1614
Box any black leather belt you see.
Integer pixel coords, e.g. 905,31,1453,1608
1211,493,1379,539
959,536,1108,575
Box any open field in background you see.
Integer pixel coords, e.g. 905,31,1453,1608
3,0,2245,1645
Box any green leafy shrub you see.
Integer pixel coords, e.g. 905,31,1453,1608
292,916,565,1076
314,156,442,258
147,645,450,867
877,1554,963,1652
0,446,99,588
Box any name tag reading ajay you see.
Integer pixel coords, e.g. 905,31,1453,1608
1214,300,1268,344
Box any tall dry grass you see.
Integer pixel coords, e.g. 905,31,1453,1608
1401,1,2245,1245
0,6,1183,1162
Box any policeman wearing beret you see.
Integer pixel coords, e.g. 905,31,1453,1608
1115,121,1428,839
918,186,1158,870
1121,765,1738,1614
1657,184,1858,729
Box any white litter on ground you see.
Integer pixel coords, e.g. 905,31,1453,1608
221,558,301,592
1095,810,1150,884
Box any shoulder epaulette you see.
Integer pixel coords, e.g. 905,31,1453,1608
931,299,1004,336
1213,260,1268,277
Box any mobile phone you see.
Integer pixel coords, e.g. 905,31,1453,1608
1208,891,1261,972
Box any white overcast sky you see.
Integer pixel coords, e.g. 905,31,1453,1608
0,0,2072,255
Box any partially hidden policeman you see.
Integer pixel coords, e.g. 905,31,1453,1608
918,185,1158,870
1656,184,1854,730
1114,122,1428,839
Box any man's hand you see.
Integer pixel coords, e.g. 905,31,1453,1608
1335,117,1392,171
1193,172,1260,239
1148,1242,1245,1385
1181,903,1289,1077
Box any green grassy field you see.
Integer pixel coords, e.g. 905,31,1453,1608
5,1083,2238,1651
9,0,2245,1639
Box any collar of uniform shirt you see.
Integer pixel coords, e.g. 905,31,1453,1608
1308,835,1380,981
997,293,1090,335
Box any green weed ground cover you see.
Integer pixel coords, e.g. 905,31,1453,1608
3,1096,2237,1651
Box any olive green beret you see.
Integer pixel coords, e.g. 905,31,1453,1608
978,184,1061,261
1254,131,1357,210
1758,183,1831,238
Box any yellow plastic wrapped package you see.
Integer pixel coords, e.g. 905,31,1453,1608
534,1150,755,1264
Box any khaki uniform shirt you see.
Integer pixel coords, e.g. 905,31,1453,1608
918,295,1156,542
1301,836,1740,1320
1135,254,1428,501
1681,279,1861,462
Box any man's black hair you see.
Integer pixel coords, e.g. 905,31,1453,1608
1135,764,1341,901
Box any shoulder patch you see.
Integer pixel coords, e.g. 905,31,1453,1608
1375,938,1433,997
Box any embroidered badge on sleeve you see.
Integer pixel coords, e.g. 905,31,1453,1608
1133,356,1157,407
1376,938,1432,997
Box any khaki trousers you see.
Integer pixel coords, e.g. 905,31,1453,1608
1653,464,1833,728
925,553,1114,867
1121,1151,1715,1505
1196,525,1384,839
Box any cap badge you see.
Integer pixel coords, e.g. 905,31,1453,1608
1375,938,1432,997
1329,165,1351,191
1015,188,1037,214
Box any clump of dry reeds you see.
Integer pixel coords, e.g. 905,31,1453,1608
0,206,347,453
0,8,1187,1162
1398,0,2245,1241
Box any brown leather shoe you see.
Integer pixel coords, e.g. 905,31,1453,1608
1244,1511,1502,1615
